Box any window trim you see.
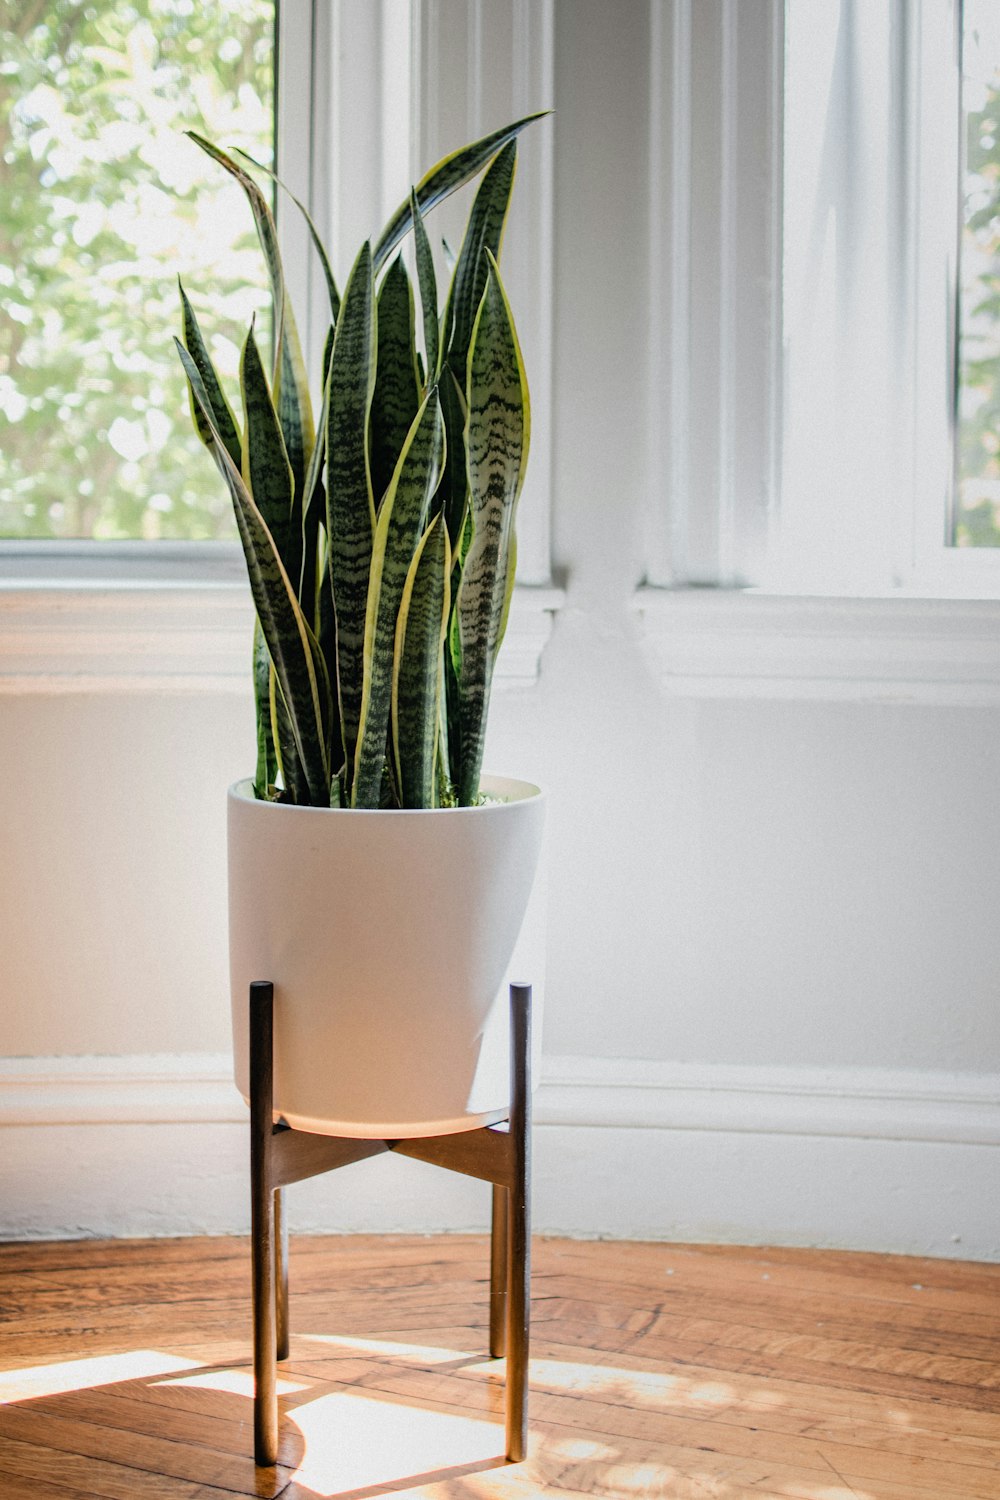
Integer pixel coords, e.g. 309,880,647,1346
635,585,1000,705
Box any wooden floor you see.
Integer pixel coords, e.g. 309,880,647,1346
0,1236,997,1499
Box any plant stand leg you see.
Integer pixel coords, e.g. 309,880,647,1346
275,1187,289,1361
489,1183,508,1357
247,976,533,1469
505,982,532,1463
250,981,279,1468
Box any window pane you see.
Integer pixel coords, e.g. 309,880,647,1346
0,0,274,540
956,0,1000,546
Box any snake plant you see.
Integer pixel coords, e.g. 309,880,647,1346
175,114,543,808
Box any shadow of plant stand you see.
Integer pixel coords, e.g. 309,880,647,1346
248,980,533,1468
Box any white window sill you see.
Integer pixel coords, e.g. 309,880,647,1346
635,586,1000,705
0,544,563,692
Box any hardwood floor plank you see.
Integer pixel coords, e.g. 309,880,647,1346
0,1434,247,1500
343,1362,1000,1499
0,1405,291,1496
541,1239,1000,1317
530,1265,1000,1343
1,1234,997,1499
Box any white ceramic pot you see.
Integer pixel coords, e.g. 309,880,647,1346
228,775,546,1138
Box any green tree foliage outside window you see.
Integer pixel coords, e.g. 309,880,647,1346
0,0,273,540
958,0,1000,547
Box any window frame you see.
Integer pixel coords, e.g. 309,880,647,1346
911,0,1000,592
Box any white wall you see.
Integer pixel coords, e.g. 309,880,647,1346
1,0,998,1257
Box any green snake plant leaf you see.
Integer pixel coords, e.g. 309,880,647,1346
410,188,439,382
274,326,315,528
392,515,450,808
253,616,277,797
317,564,342,782
372,111,548,272
185,131,315,502
176,338,332,805
352,388,445,807
441,140,518,382
370,255,421,510
235,148,341,323
327,241,376,787
270,669,310,804
299,326,335,612
186,131,284,319
179,282,242,470
455,253,530,805
438,365,469,548
240,320,296,578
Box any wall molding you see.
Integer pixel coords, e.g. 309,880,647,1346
636,587,1000,703
4,1049,995,1146
538,1055,1000,1146
2,1050,996,1254
0,583,562,693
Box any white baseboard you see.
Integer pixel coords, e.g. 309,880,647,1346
2,1053,997,1259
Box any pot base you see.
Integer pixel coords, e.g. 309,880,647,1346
239,1096,510,1139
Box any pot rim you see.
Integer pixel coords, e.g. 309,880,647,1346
227,773,545,816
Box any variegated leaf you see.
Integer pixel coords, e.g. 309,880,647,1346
392,516,450,808
271,668,310,804
438,366,469,548
441,140,517,381
370,255,420,509
327,242,376,787
236,148,341,322
317,564,342,779
253,617,277,797
410,188,439,382
240,321,295,577
179,282,241,470
185,132,315,504
372,111,547,272
300,325,335,612
353,389,445,807
455,254,529,805
275,325,315,518
176,338,332,805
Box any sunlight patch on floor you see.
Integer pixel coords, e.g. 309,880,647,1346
788,1488,878,1500
0,1350,198,1403
492,1357,750,1412
296,1332,482,1365
153,1367,309,1397
453,1354,788,1418
286,1386,503,1494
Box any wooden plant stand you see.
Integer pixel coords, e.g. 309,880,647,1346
248,980,533,1468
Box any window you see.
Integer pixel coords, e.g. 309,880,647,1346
645,0,1000,598
957,0,1000,547
784,0,1000,591
0,0,275,542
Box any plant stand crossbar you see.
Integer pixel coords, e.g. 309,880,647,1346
248,980,533,1468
